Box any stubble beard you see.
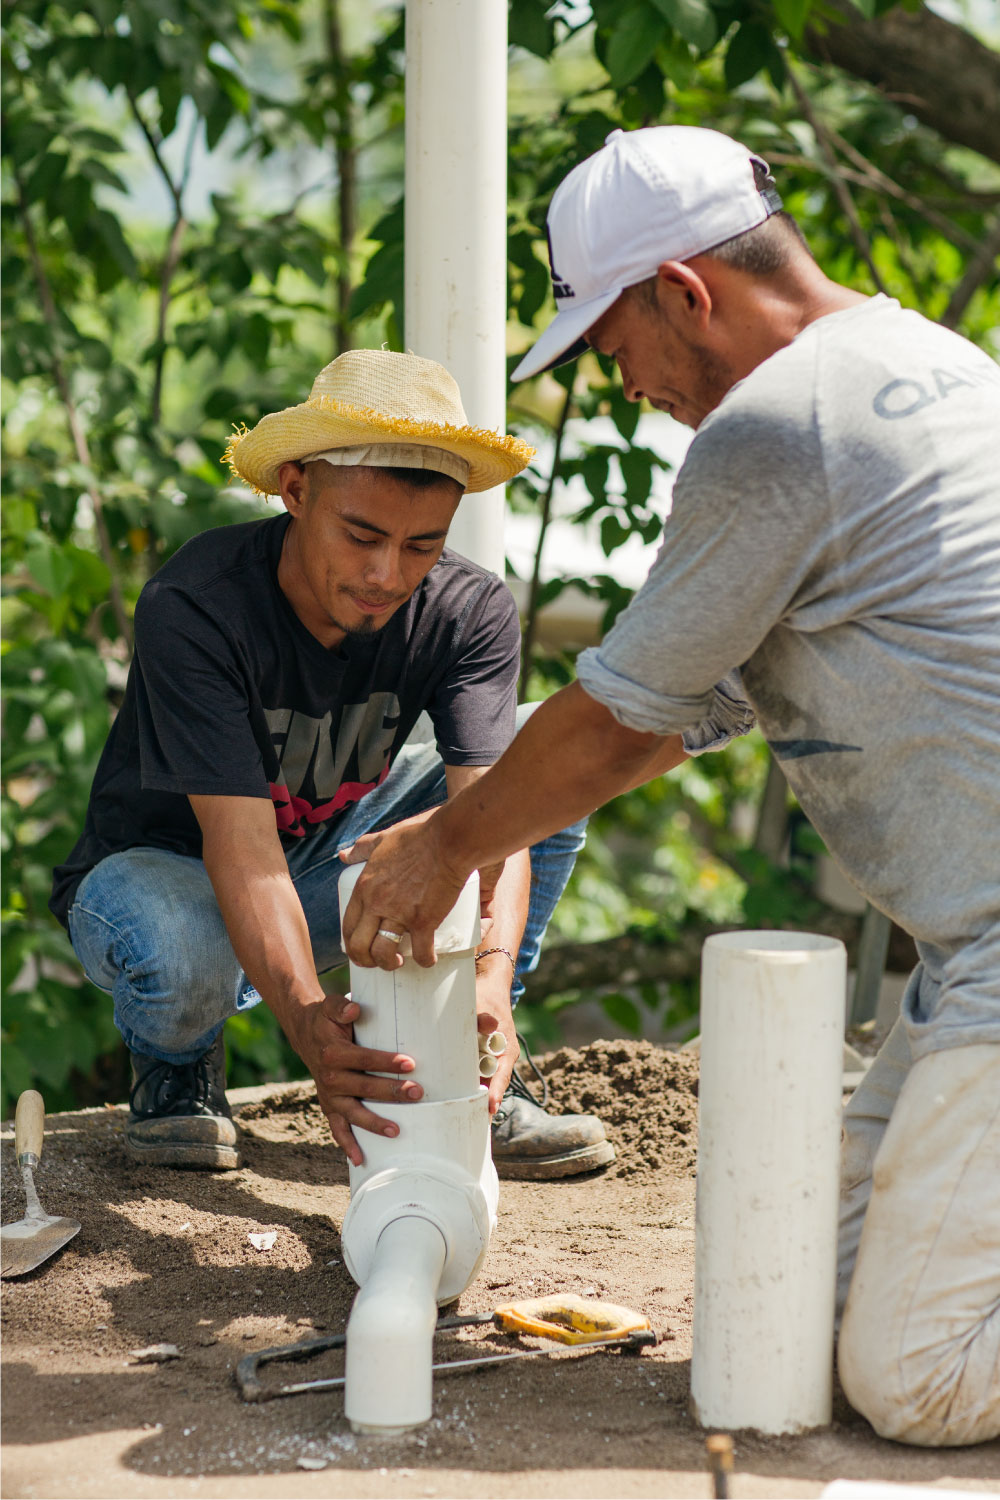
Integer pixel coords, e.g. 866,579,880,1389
332,589,402,640
324,606,383,640
678,329,735,426
346,617,379,639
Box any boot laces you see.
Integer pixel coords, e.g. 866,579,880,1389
504,1032,550,1110
130,1054,214,1117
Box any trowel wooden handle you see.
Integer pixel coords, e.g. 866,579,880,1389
14,1090,45,1162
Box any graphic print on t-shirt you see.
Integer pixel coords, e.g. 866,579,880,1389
264,692,400,836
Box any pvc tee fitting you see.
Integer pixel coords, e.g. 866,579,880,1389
336,863,498,1434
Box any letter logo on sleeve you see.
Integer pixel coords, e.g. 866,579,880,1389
872,378,935,421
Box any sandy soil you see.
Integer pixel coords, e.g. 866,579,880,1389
2,1040,998,1500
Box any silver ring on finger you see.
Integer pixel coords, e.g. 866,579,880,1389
377,927,403,945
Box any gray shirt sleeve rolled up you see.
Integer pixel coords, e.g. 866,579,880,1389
577,356,837,749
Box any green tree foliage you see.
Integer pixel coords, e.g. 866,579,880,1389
499,0,1000,1044
2,0,340,1111
2,0,997,1106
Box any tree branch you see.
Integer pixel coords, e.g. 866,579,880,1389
326,0,358,356
787,65,887,294
150,211,187,427
753,755,789,863
767,151,986,257
129,93,197,428
519,382,574,700
15,175,132,647
124,86,184,217
940,214,1000,330
803,0,1000,168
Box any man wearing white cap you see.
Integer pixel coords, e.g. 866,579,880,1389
50,349,615,1182
341,129,1000,1445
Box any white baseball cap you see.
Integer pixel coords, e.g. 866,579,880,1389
511,126,782,382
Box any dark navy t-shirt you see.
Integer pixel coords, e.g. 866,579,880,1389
50,514,520,925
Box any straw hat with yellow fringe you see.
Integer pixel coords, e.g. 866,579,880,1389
225,349,534,496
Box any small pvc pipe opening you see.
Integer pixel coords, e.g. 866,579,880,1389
480,1029,507,1057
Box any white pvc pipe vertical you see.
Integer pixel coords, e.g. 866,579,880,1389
337,866,497,1433
341,872,483,1102
405,0,508,574
691,931,846,1434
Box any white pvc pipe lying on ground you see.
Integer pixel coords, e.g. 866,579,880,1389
691,930,845,1434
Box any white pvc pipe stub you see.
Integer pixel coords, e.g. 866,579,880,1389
344,1215,447,1434
690,931,846,1435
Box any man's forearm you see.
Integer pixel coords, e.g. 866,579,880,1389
191,793,434,1160
434,682,685,879
339,685,688,970
197,822,326,1050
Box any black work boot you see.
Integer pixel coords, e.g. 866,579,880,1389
490,1053,615,1181
126,1033,241,1170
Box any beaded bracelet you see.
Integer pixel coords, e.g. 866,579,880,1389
474,945,516,973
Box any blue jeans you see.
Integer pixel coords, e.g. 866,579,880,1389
67,706,587,1065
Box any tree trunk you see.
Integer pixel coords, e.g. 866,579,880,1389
804,1,1000,168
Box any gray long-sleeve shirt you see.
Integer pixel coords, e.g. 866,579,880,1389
578,296,1000,1057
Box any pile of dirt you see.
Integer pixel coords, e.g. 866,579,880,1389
535,1039,699,1178
233,1039,701,1179
236,1080,330,1140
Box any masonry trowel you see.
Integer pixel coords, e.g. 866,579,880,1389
2,1090,81,1278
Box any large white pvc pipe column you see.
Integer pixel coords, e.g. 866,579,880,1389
691,931,845,1434
405,0,508,574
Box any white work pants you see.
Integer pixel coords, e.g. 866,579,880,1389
837,1022,1000,1445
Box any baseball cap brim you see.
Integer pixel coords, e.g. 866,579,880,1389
511,286,622,382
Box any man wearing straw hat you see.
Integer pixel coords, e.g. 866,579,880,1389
50,348,615,1180
340,128,1000,1446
